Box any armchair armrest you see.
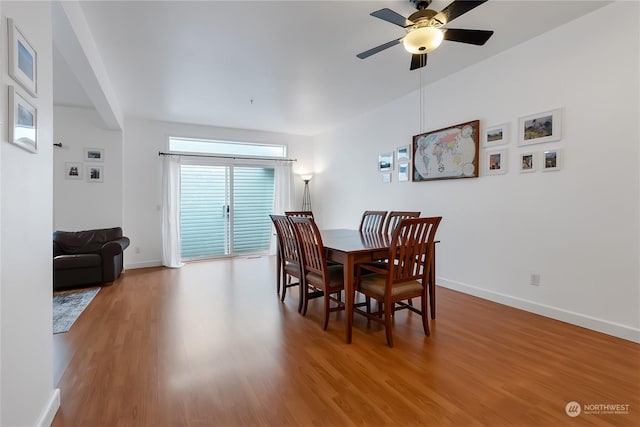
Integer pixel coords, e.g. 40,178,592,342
100,237,130,257
100,237,130,283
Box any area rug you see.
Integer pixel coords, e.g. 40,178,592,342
53,287,100,334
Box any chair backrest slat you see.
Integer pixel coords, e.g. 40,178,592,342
383,211,421,236
388,217,442,284
270,215,299,265
289,217,326,277
359,210,388,234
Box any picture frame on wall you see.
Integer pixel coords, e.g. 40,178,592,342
486,149,507,175
8,18,38,97
378,152,393,172
519,152,536,173
518,108,562,146
64,162,83,180
87,165,104,182
542,149,562,172
398,163,409,182
483,123,509,147
412,120,479,182
397,145,410,163
84,147,104,162
8,85,37,153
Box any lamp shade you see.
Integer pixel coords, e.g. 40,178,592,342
403,27,444,54
300,174,313,182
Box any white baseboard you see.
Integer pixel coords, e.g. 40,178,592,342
438,277,640,344
36,388,60,427
125,260,163,270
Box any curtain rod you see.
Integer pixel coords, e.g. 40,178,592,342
158,151,297,162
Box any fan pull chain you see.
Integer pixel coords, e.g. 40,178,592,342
419,65,425,133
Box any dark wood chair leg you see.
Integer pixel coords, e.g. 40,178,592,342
384,307,394,347
429,253,436,319
421,293,430,336
323,292,330,330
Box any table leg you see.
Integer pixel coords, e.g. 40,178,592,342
344,256,354,344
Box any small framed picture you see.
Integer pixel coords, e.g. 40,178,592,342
8,86,37,153
84,148,104,162
519,152,536,173
378,152,393,172
64,162,83,180
398,163,409,182
486,149,507,175
8,18,38,97
397,145,410,163
518,108,562,146
483,123,509,147
542,149,562,172
381,172,392,183
87,165,104,182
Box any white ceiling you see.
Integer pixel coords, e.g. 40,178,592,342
52,0,610,136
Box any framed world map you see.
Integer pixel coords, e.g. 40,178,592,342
412,120,480,182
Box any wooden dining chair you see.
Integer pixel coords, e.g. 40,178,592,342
285,211,314,219
354,216,442,347
359,211,387,234
289,216,345,329
269,215,304,312
383,211,421,235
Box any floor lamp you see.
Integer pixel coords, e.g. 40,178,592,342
300,174,313,211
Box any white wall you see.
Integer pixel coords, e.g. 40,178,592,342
53,105,123,231
123,117,314,268
1,2,59,426
313,2,640,342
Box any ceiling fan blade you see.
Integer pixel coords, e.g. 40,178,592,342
443,29,494,45
410,54,428,71
357,38,403,59
434,0,488,25
370,8,412,27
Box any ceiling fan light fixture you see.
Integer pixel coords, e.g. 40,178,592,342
403,26,443,54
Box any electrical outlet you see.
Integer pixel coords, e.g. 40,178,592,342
530,274,540,286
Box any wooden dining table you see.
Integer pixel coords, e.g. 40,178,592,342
321,229,438,344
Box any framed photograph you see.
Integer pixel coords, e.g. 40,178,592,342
518,108,562,146
398,163,409,182
8,86,37,153
483,123,509,147
520,152,536,173
542,149,562,172
64,162,83,180
8,18,38,97
84,148,104,162
486,149,507,175
87,165,104,182
378,152,393,172
412,120,479,182
397,145,410,163
381,172,392,183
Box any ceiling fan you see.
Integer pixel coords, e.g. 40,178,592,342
357,0,494,70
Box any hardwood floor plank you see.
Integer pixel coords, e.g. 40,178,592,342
52,257,640,426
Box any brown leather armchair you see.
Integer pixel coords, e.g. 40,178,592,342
53,227,130,290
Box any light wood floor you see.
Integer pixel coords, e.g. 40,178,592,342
52,256,639,426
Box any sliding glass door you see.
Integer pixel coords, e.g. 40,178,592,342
180,163,275,259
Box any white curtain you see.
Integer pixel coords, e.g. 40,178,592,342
161,155,184,268
271,161,293,254
274,161,293,214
